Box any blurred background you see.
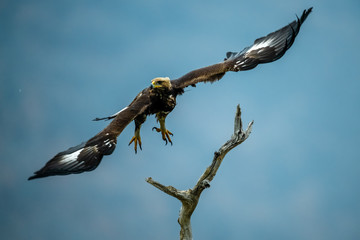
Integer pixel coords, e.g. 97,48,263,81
1,0,360,239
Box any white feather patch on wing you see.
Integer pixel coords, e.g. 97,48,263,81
103,139,113,147
59,149,82,164
246,38,274,53
110,106,128,118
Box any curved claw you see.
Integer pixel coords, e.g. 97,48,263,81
152,127,173,145
128,135,142,153
152,127,160,132
165,130,173,146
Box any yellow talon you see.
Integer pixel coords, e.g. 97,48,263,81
152,127,173,145
128,129,142,153
153,112,173,145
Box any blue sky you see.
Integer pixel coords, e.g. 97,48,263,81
1,0,360,239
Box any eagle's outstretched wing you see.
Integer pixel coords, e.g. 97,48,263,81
28,88,151,180
171,8,312,89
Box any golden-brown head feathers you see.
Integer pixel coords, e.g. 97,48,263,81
151,77,171,90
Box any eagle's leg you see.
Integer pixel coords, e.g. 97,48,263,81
152,112,173,145
128,114,147,153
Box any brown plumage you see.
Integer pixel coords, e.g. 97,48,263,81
28,8,312,180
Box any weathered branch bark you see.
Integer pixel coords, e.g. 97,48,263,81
146,105,253,240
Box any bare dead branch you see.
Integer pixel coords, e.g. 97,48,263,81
146,105,253,240
145,177,191,202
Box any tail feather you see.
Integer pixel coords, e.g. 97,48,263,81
28,135,117,180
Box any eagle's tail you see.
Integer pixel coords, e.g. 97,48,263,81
28,134,117,180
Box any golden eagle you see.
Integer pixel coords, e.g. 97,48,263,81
28,8,312,180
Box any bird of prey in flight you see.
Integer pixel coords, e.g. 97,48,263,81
28,8,312,180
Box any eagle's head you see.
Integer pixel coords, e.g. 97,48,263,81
151,77,171,90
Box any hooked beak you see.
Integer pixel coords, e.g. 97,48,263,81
151,80,161,88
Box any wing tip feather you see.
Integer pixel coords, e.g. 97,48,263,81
27,136,117,180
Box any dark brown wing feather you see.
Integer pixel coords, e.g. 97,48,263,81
171,62,228,89
93,88,151,138
28,88,151,180
171,8,312,89
226,7,312,71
